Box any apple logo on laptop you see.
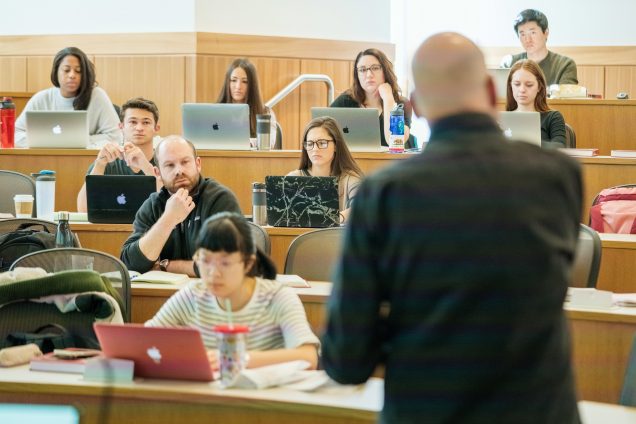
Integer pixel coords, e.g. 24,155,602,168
504,128,513,138
342,126,350,134
116,193,127,205
147,346,162,364
52,125,62,135
212,123,220,130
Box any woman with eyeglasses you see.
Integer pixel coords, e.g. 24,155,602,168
287,116,364,224
506,59,566,148
146,212,319,371
331,48,412,147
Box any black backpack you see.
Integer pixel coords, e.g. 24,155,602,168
0,223,57,272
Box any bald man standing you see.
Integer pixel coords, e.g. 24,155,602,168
323,33,582,423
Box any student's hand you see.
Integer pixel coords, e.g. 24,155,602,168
163,188,195,225
123,142,153,174
95,143,124,167
377,83,394,102
207,349,220,371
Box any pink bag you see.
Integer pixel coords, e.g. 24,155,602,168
590,186,636,234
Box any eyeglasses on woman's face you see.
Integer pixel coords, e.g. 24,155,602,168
356,64,382,75
303,139,334,150
193,250,244,274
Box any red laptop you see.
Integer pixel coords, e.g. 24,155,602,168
94,323,213,382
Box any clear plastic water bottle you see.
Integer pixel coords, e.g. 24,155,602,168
55,211,75,248
389,103,405,153
0,97,16,148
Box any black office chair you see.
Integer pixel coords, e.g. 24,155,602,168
570,224,602,288
284,227,345,281
11,248,131,322
0,170,36,217
620,334,636,406
565,123,576,148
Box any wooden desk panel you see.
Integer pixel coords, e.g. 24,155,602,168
598,234,636,293
0,149,407,213
0,365,381,424
130,280,636,404
548,99,636,155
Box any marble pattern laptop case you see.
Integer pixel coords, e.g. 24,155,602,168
265,176,340,228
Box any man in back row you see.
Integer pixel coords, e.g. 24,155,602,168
120,135,241,276
76,97,162,212
502,8,578,85
323,32,582,423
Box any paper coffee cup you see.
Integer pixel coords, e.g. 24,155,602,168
13,194,34,218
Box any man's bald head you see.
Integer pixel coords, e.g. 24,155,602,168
411,32,496,123
155,135,197,164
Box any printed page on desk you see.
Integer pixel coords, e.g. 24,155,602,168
276,274,310,288
131,270,189,285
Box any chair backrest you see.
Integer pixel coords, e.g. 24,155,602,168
0,170,36,216
565,123,576,148
620,334,636,406
247,221,271,255
274,122,283,150
571,224,602,288
284,227,345,281
10,248,131,322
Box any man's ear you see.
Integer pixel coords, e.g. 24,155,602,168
410,91,421,118
486,76,497,108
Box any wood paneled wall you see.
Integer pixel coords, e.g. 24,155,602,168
0,32,391,147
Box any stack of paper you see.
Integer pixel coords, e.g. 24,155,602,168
131,271,189,285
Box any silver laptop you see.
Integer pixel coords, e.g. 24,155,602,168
182,103,250,150
26,111,89,148
488,68,511,100
499,111,542,146
311,107,382,152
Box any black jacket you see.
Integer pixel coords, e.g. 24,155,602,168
323,113,582,424
120,176,241,273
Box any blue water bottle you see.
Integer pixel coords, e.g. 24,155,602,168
389,103,405,153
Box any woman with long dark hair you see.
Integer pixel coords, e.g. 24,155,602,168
217,58,277,148
287,117,364,223
14,46,120,148
331,48,412,147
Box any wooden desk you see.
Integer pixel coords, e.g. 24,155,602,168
549,99,636,155
70,223,313,273
0,149,408,213
0,365,381,424
598,233,636,293
567,305,636,404
130,280,636,404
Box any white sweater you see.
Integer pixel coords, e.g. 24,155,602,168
14,86,122,148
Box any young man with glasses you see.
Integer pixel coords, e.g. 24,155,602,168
501,9,578,85
76,97,162,212
331,48,413,147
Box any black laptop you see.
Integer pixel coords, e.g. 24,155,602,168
265,175,340,228
86,175,156,224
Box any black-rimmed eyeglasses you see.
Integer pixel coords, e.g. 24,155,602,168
303,139,334,150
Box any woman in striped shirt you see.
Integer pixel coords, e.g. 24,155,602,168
146,212,319,370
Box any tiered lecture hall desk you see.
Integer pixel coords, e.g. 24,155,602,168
0,365,634,424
